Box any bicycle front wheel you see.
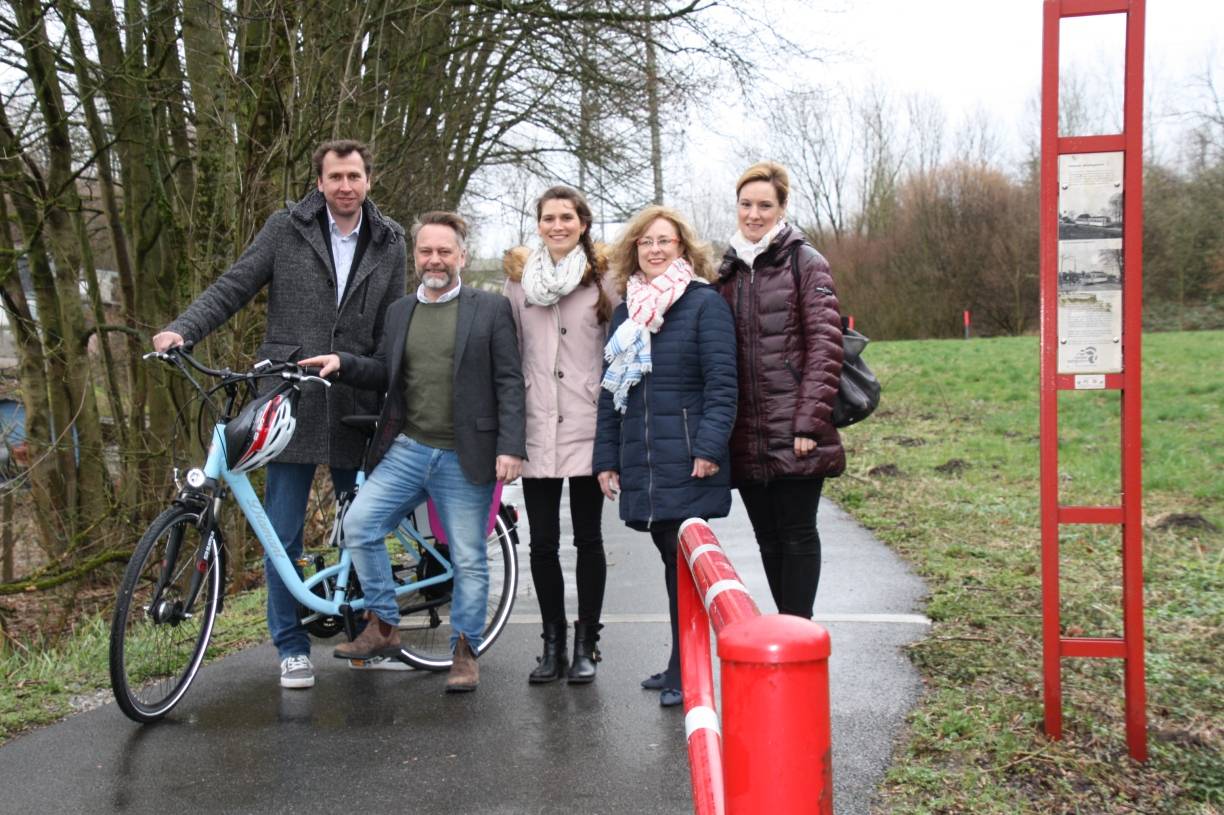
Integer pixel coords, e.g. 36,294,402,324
398,509,519,670
109,506,221,723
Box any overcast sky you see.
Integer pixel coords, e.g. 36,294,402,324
794,0,1220,139
473,1,1222,253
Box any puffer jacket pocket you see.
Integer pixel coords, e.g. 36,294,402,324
682,408,693,459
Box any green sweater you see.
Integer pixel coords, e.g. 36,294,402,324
400,298,459,449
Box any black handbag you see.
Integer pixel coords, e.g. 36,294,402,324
790,247,881,428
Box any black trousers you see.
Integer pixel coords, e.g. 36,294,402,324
649,520,683,689
738,477,824,619
521,476,606,625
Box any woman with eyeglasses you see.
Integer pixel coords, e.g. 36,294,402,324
502,185,618,684
715,161,845,620
593,205,737,707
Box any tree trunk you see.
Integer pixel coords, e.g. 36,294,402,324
644,0,665,205
13,0,114,546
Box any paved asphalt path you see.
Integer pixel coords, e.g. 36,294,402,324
0,487,927,815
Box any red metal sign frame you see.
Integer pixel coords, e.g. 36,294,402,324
1039,0,1146,760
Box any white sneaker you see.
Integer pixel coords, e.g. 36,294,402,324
348,655,412,671
280,655,316,688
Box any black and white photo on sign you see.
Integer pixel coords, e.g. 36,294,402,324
1058,239,1122,292
1058,152,1124,241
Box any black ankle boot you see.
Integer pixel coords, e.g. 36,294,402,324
528,621,568,684
567,622,602,684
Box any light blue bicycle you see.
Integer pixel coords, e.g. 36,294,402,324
108,346,519,723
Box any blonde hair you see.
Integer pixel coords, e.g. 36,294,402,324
735,161,790,209
609,206,715,296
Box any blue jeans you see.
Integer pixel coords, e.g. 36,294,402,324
341,435,495,651
265,462,358,660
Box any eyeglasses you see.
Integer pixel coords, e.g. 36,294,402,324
636,237,680,250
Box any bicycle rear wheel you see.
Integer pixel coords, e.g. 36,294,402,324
397,509,518,671
109,506,221,722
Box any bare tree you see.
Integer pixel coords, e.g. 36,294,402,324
0,0,804,577
764,84,855,244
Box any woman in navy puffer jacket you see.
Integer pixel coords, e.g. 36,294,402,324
594,205,737,707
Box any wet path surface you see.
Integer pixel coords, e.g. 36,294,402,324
0,489,926,814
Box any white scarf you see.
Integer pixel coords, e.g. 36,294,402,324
601,258,703,413
521,244,588,306
729,220,786,269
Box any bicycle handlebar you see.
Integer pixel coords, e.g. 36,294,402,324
143,345,332,389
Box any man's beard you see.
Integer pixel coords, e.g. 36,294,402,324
419,267,455,289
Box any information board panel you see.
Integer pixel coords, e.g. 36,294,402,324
1057,152,1123,373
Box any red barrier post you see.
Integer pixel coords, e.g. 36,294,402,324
677,519,833,815
720,617,833,815
678,550,724,815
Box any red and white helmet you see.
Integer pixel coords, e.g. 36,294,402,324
224,382,299,473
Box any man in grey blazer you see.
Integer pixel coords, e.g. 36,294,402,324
301,211,525,693
153,140,407,689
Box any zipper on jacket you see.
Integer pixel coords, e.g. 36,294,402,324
619,415,626,472
682,407,693,460
748,263,768,482
552,304,563,471
644,374,655,525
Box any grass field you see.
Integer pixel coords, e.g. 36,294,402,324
825,331,1222,814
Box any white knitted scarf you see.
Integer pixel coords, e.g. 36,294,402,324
521,244,588,306
729,220,786,269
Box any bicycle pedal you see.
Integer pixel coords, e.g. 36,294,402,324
348,655,412,672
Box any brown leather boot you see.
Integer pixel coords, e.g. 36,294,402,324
446,634,479,693
333,615,402,661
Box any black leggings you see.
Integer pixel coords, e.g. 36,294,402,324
738,478,824,618
650,520,683,689
521,476,606,625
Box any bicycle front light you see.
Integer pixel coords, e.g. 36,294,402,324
186,468,207,489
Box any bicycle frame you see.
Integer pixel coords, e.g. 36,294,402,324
200,423,454,618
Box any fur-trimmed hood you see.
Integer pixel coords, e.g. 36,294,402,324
502,243,609,282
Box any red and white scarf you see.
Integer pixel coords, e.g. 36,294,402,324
602,258,702,412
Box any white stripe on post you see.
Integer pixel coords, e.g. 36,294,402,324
685,705,722,739
685,543,721,567
679,517,709,538
703,579,748,612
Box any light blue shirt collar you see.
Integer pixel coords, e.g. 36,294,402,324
326,204,362,239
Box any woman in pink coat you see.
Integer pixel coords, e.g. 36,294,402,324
503,185,619,684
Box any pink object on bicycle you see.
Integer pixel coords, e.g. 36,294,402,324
427,481,504,545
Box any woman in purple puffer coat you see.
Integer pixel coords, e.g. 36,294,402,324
715,161,845,619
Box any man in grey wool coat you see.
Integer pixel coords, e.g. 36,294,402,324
153,139,407,689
